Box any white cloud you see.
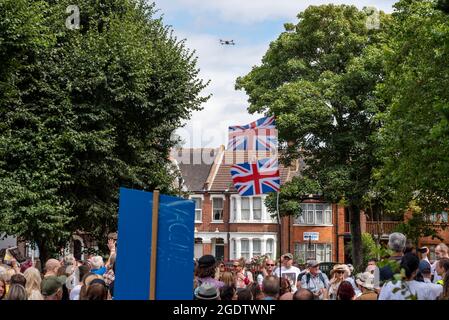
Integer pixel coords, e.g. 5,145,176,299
156,0,396,24
175,32,266,148
165,1,398,147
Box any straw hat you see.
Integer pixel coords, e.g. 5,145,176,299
330,264,347,276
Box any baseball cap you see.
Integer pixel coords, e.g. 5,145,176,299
418,260,431,274
41,276,66,296
283,253,293,260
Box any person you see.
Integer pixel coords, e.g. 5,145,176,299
379,232,407,284
355,272,378,300
86,279,109,300
6,284,28,300
435,258,449,285
79,273,102,300
41,275,64,300
261,275,279,300
417,260,444,299
439,269,449,300
279,277,293,300
219,271,234,287
194,283,220,300
379,253,443,300
237,287,253,300
23,267,44,300
366,258,377,272
44,259,61,278
298,260,329,300
233,259,253,289
326,264,347,300
10,274,26,287
194,255,224,290
273,253,301,293
90,256,107,275
432,243,449,284
0,278,6,300
103,253,116,287
293,288,314,300
220,285,237,300
336,281,356,300
257,259,275,287
69,265,90,300
343,264,361,297
248,281,264,300
217,261,226,278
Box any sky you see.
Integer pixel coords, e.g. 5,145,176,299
153,0,397,148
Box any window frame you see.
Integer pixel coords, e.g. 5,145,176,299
295,203,333,226
211,197,224,222
191,196,203,223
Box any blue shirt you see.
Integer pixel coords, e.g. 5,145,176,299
92,266,107,275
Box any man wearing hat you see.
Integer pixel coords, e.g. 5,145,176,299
355,272,378,300
418,259,443,299
298,260,329,300
273,253,301,293
194,283,220,300
41,276,65,300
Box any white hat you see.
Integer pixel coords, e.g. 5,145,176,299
356,272,375,290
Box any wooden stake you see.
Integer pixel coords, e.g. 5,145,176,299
149,190,160,300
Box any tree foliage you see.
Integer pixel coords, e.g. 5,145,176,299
0,0,208,259
236,4,389,268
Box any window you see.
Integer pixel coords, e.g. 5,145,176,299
212,198,224,221
316,204,324,224
266,239,274,258
294,243,332,263
232,239,236,259
241,198,251,220
295,203,333,226
232,198,237,221
253,198,262,221
428,211,448,223
192,198,202,222
325,204,332,224
252,239,261,257
194,238,203,259
241,239,250,260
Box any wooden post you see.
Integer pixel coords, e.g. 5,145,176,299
149,190,160,300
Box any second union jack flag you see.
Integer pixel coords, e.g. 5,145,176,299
230,158,281,196
228,116,278,152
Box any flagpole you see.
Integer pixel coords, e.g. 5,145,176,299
276,191,282,293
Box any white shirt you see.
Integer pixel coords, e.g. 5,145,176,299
379,280,442,300
273,266,301,293
431,261,443,283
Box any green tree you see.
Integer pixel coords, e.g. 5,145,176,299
375,0,449,225
0,0,208,261
236,4,390,269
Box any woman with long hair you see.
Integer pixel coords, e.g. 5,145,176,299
336,281,356,300
23,267,43,300
326,264,347,300
219,271,234,287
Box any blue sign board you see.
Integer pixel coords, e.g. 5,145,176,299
114,188,195,300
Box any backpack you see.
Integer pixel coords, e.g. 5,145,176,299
298,272,326,287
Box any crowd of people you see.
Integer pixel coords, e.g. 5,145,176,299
0,239,116,300
1,233,448,301
193,233,449,301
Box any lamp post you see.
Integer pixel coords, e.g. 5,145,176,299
178,176,184,198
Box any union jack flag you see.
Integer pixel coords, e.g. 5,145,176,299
230,158,281,196
228,116,278,152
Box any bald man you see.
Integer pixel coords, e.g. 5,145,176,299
44,259,61,278
432,243,449,283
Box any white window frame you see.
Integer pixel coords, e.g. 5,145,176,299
230,195,276,223
241,239,250,260
190,195,204,223
211,195,225,222
295,203,333,226
294,243,332,263
252,239,262,257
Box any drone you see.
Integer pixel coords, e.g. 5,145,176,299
220,39,235,46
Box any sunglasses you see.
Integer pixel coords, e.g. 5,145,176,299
266,264,275,266
233,265,239,268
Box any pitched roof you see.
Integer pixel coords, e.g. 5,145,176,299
209,150,297,192
171,148,219,192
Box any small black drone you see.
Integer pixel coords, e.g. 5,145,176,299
220,39,235,46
